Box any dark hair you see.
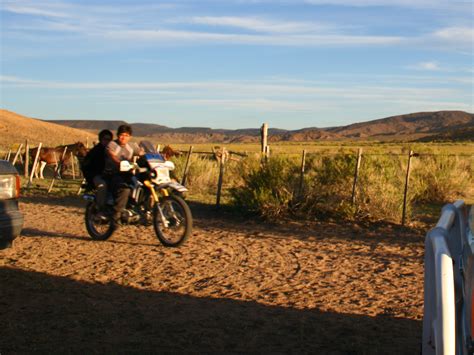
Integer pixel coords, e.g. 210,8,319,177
98,129,113,140
117,124,133,136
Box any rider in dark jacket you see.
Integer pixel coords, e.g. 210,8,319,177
81,129,113,211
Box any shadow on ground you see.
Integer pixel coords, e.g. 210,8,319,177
0,267,421,354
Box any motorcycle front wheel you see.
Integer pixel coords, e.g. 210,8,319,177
85,202,115,241
153,194,192,247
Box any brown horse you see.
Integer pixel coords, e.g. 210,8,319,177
160,145,182,160
29,142,88,179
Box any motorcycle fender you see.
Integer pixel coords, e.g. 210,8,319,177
156,182,188,193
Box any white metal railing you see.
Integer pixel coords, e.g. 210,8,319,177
422,200,473,355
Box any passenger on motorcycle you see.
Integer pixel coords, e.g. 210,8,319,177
104,124,144,225
81,129,113,214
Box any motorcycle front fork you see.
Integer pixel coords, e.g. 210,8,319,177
144,181,170,228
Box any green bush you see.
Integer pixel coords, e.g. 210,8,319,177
301,153,357,219
230,156,299,219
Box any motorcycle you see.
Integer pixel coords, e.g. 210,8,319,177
83,141,192,247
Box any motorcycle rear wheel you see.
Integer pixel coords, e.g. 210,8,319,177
85,202,115,241
153,194,192,247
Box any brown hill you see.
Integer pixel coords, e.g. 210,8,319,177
416,126,474,142
274,128,341,141
4,109,473,145
0,109,95,148
328,111,474,139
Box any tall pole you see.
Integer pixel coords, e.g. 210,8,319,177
261,123,268,156
181,146,193,186
351,148,362,205
27,143,42,188
216,148,227,208
299,149,307,196
402,150,416,225
24,140,29,178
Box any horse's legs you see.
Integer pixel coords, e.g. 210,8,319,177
39,161,47,179
33,160,42,179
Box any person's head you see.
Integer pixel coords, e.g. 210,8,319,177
98,129,113,147
117,124,132,146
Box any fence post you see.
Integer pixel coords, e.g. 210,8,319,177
402,150,418,225
156,144,161,153
261,123,268,158
70,152,76,180
12,144,23,166
5,149,12,161
351,148,362,205
216,147,228,208
24,140,29,178
299,149,307,196
48,146,68,193
27,142,42,188
181,146,193,186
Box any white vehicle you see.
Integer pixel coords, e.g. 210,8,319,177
422,201,473,354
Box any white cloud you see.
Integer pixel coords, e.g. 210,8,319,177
1,75,459,101
2,1,471,51
187,16,327,34
433,27,474,43
103,29,402,46
409,61,441,71
2,3,70,18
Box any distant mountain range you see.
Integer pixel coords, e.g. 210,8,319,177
2,108,472,149
47,110,474,143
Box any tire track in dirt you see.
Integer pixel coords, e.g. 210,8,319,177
2,195,425,320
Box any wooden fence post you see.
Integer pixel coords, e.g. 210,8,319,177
299,149,307,196
402,150,417,225
12,144,23,166
216,147,228,208
27,142,42,188
181,146,193,186
48,146,68,193
24,140,29,178
261,123,268,158
351,148,362,205
70,152,76,180
5,149,12,161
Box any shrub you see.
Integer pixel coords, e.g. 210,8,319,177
230,156,299,219
411,154,473,204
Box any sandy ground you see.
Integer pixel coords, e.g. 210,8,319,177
0,194,426,354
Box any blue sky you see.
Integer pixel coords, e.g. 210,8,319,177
1,0,472,129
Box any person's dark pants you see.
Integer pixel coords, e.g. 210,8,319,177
110,174,131,221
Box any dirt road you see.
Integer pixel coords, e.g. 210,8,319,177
0,195,425,353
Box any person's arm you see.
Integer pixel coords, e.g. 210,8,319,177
132,142,145,157
106,142,122,167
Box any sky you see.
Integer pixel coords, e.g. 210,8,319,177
0,0,473,130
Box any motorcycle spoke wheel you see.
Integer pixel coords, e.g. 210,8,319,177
153,195,192,247
85,202,115,241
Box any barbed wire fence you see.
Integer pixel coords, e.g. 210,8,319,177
1,128,473,225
